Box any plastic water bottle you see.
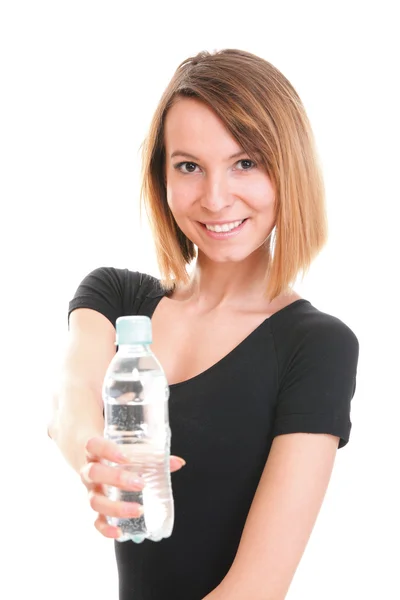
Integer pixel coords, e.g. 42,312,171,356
102,315,174,543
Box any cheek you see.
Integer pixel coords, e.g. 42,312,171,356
233,171,274,203
245,181,275,212
166,184,184,214
166,177,199,215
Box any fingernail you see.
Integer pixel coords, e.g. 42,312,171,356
83,470,93,484
173,456,186,468
124,474,144,489
81,464,93,483
115,450,131,462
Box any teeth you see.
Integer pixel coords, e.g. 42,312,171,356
205,220,244,233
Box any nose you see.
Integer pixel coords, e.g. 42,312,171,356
200,171,233,213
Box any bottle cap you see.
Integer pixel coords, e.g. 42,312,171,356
115,316,152,345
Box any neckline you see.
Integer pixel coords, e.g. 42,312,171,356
148,295,310,390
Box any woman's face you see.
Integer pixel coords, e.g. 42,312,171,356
164,97,276,264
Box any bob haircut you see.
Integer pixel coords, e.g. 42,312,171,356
140,48,327,302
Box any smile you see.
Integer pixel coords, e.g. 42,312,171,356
203,219,245,233
199,218,248,239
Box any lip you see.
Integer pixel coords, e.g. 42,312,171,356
198,218,248,239
201,219,246,225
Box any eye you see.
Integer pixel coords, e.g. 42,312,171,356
174,161,200,174
235,159,256,171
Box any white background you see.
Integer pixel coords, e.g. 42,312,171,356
1,1,399,598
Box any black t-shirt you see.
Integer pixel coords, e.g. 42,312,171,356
68,267,359,600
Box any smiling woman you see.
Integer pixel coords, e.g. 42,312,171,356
141,49,327,301
50,48,359,600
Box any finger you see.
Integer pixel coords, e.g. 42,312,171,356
85,436,131,464
94,514,122,539
86,437,186,470
88,491,145,519
81,462,144,491
170,456,186,472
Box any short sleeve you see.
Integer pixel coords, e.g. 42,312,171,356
271,318,359,448
68,266,141,328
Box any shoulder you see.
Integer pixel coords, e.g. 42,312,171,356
70,266,164,294
68,266,164,327
270,299,359,385
272,299,359,357
270,300,360,448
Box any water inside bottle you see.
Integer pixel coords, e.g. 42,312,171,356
104,373,174,542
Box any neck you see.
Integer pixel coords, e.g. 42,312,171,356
177,246,272,310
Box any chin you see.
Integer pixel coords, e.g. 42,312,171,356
197,247,253,264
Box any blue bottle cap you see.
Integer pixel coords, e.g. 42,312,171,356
115,316,152,345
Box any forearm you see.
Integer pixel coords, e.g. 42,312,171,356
203,578,283,600
48,382,104,474
202,579,279,600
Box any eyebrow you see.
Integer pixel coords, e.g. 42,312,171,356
170,150,247,161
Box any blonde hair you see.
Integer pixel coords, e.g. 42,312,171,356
140,49,327,301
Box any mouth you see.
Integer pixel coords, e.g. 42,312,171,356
198,218,249,239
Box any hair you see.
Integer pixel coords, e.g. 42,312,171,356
140,48,328,301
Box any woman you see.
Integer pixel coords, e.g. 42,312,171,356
49,49,359,600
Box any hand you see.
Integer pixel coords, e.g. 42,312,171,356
80,435,186,539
